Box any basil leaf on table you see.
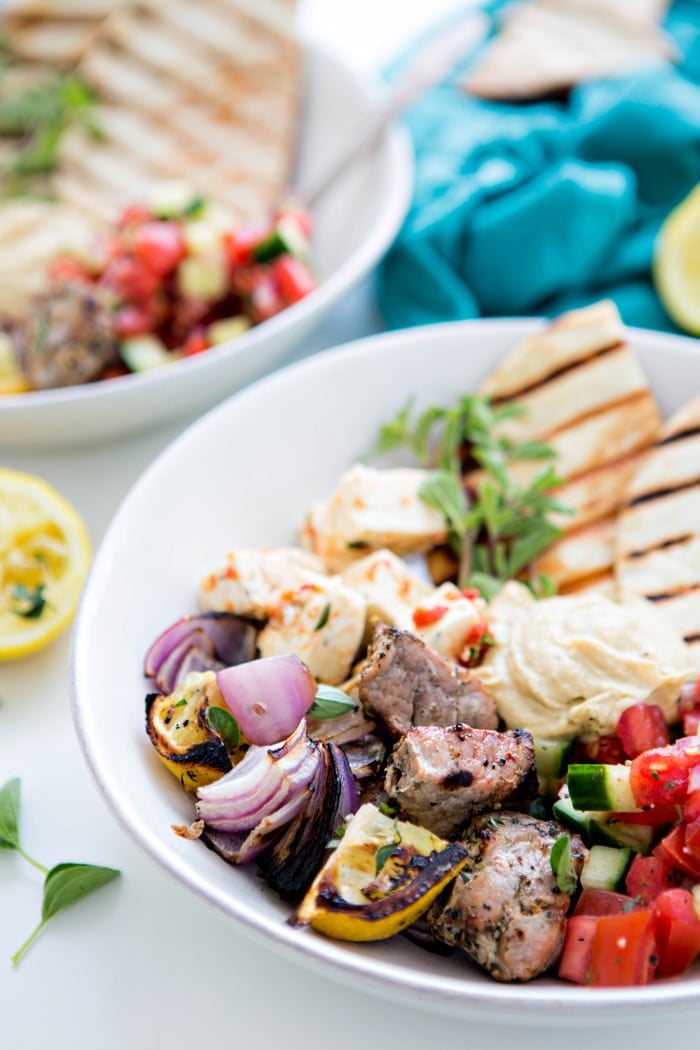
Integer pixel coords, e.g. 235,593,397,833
12,862,120,966
0,777,20,850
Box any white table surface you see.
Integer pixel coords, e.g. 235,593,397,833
2,3,699,1046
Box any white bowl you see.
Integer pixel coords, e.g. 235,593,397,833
72,319,700,1024
0,43,412,449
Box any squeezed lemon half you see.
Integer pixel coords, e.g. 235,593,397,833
654,184,700,335
0,468,91,660
294,803,467,942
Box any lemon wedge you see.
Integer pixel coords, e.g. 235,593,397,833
0,468,91,660
654,184,700,335
294,803,468,942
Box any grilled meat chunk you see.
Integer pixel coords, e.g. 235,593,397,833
16,282,119,389
358,624,497,738
427,812,586,982
385,725,538,839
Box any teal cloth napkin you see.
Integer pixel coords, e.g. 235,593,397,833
376,0,700,333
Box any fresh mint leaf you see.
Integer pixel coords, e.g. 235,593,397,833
373,398,415,456
12,862,120,966
550,835,578,895
206,706,240,750
419,471,469,547
308,685,355,720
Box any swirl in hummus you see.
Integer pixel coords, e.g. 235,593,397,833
473,582,694,740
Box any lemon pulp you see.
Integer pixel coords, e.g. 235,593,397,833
0,468,91,659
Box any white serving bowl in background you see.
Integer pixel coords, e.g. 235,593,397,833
0,43,412,449
71,318,700,1025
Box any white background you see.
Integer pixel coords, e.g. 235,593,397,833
2,2,699,1046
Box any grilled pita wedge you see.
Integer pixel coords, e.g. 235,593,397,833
0,200,100,317
53,0,301,223
475,300,662,592
2,1,119,68
616,395,700,668
464,0,673,100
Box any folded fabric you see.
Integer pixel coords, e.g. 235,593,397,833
376,0,700,333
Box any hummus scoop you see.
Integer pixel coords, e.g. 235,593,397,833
474,582,694,740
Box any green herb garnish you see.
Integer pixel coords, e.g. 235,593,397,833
376,394,571,593
307,684,355,720
206,706,240,751
375,842,396,876
312,602,331,632
10,583,47,619
0,66,102,197
550,834,578,895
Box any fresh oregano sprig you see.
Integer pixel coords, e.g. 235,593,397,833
1,777,120,966
375,393,571,597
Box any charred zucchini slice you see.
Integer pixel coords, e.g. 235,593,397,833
145,670,243,790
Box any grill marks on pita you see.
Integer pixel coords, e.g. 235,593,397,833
1,0,118,69
476,301,662,593
617,396,700,666
53,0,301,223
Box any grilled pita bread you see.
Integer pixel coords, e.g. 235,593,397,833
53,0,301,224
464,0,673,101
475,301,662,592
616,395,700,668
2,1,119,68
0,200,100,317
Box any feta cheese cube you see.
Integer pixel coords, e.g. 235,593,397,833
402,583,487,662
343,549,431,628
258,574,367,685
199,547,326,619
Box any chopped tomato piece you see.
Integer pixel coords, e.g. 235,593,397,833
574,735,627,765
617,703,669,758
114,304,151,338
133,222,185,276
412,605,448,629
102,255,160,303
653,888,700,977
461,588,481,600
250,273,283,322
684,817,700,853
587,909,657,986
224,221,270,267
573,888,642,917
654,824,700,881
182,329,209,357
625,855,677,905
685,708,700,736
558,915,598,984
273,254,316,304
118,202,151,228
630,745,697,807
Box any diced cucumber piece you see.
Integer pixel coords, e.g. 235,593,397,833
177,252,228,301
534,736,575,795
120,335,172,372
567,763,639,813
588,818,654,856
148,180,205,220
580,844,633,892
206,316,251,346
554,793,654,855
252,217,309,263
